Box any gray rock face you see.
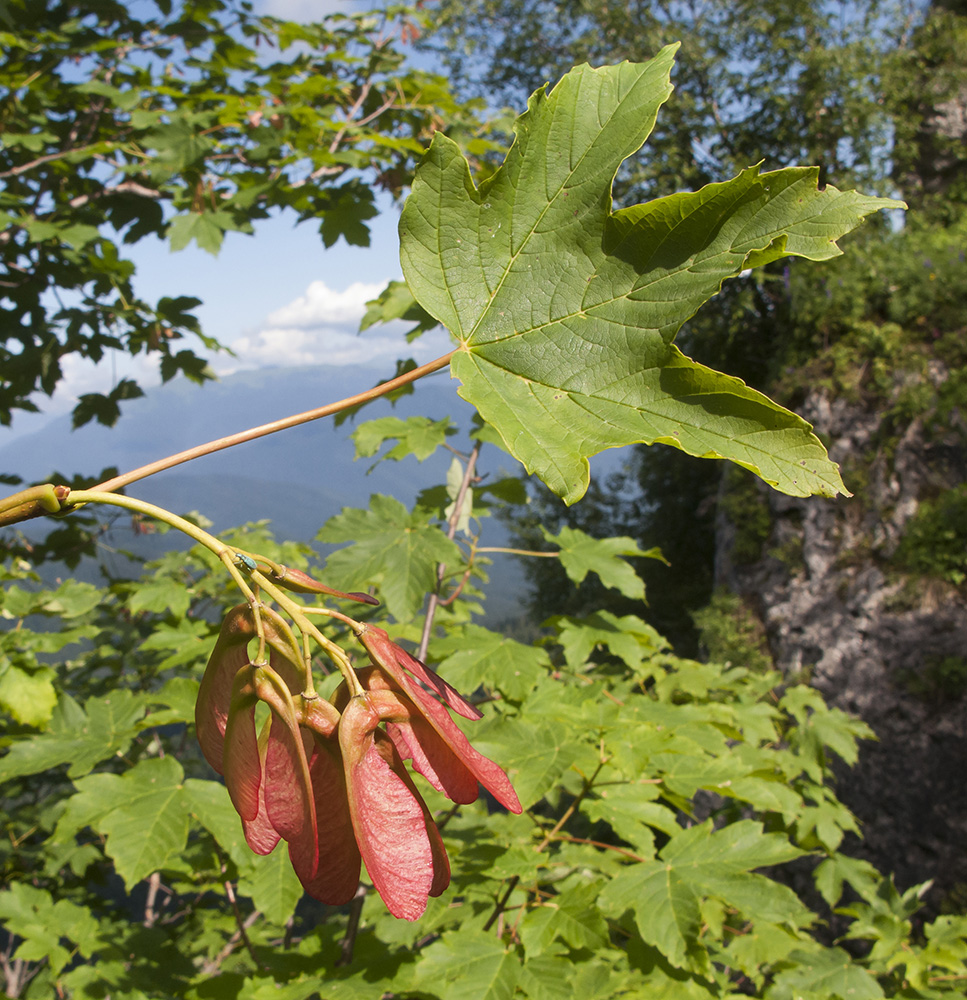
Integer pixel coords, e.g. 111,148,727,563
717,383,967,905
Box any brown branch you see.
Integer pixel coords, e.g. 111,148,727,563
143,871,162,927
417,441,480,661
92,350,455,494
335,883,367,967
483,876,519,932
199,883,263,975
546,834,648,863
0,143,106,180
437,565,473,607
68,181,163,209
535,760,605,853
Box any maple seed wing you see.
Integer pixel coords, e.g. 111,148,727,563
299,738,362,905
195,606,257,773
361,680,480,804
242,719,282,855
258,673,320,884
340,696,445,921
360,625,481,720
222,670,261,823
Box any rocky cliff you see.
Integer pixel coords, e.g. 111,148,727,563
716,371,967,908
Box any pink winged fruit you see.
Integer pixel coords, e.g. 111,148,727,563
195,607,521,920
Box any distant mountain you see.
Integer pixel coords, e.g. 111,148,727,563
0,364,538,621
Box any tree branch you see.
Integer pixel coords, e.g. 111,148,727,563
68,180,164,209
335,883,367,966
92,350,454,494
417,441,480,661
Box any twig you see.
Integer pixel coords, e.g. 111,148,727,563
545,834,648,863
92,350,454,494
335,883,367,966
483,876,519,932
473,546,559,557
0,144,107,180
68,181,163,209
417,441,480,661
199,884,263,975
535,761,604,853
437,565,473,607
294,80,399,187
143,871,161,927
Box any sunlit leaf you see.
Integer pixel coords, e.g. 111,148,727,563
401,49,902,503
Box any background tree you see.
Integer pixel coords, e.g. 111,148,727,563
0,0,479,431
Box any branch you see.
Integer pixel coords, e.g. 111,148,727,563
92,350,454,494
417,441,480,661
198,883,263,976
143,871,162,927
0,143,106,180
68,181,164,209
482,875,519,932
534,760,606,853
334,883,367,966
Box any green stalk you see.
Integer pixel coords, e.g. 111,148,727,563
62,489,361,695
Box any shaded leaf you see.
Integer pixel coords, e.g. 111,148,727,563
0,883,103,976
432,623,551,702
318,494,461,621
0,690,145,783
352,415,455,463
544,524,666,600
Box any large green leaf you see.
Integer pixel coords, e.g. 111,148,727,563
53,756,191,889
400,48,902,504
599,820,809,974
0,690,145,783
413,930,521,1000
767,946,885,1000
318,494,461,621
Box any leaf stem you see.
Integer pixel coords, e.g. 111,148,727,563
64,490,229,553
535,760,605,853
473,546,560,558
92,350,455,494
60,489,361,695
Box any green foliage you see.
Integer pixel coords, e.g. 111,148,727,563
543,524,666,603
1,16,958,1000
3,499,964,995
318,494,463,621
719,468,774,566
422,0,899,195
0,0,482,429
693,590,774,674
895,485,967,587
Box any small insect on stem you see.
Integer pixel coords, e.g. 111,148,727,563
234,553,258,573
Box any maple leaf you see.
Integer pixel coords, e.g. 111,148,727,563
400,46,903,504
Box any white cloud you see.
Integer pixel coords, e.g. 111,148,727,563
222,278,449,372
265,279,383,330
3,277,445,440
